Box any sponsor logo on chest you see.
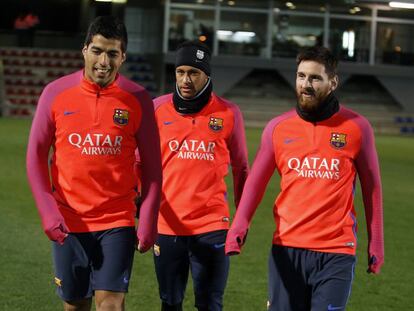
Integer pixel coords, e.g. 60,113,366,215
168,139,216,161
68,133,123,155
287,157,341,180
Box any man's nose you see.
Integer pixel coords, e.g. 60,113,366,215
98,53,109,66
183,73,191,83
303,77,312,87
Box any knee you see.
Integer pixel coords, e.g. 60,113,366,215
64,298,91,311
95,294,125,311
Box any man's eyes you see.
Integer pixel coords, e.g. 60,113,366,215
91,50,119,58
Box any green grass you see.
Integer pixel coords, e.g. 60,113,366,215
0,118,413,310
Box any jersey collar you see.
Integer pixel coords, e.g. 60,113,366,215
81,72,120,94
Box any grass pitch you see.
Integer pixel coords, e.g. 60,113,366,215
0,118,413,310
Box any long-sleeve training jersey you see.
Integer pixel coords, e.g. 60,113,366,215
226,106,383,259
27,70,162,245
153,93,249,235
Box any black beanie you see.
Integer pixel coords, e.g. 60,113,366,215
175,41,211,76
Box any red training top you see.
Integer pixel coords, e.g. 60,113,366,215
27,70,162,249
226,106,383,261
153,93,249,235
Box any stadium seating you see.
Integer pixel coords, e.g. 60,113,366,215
0,47,82,117
395,115,414,135
224,71,407,135
1,47,158,117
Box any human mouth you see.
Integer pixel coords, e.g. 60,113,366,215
301,91,315,98
95,68,110,75
181,86,193,93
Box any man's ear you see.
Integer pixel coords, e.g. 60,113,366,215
82,45,87,57
330,75,339,92
121,53,126,63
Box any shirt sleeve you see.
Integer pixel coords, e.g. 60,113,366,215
227,105,249,208
134,148,142,193
354,118,384,273
225,121,277,254
26,85,68,240
134,90,162,251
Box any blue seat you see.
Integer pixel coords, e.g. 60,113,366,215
395,116,404,123
400,126,409,133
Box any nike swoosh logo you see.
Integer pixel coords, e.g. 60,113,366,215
213,243,225,249
284,138,302,144
163,121,173,125
63,110,79,116
327,304,344,311
123,277,129,284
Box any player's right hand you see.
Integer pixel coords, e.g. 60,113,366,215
367,255,383,274
44,222,68,245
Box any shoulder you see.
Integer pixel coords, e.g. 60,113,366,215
338,105,373,134
212,94,243,120
39,71,83,114
214,94,238,110
116,75,155,112
255,109,296,144
116,74,148,96
42,70,83,98
265,109,297,132
153,93,173,111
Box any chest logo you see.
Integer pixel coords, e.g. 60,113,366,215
209,117,223,131
330,133,347,149
113,109,129,126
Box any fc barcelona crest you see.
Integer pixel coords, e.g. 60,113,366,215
113,109,129,126
209,117,223,131
196,49,204,60
330,132,347,149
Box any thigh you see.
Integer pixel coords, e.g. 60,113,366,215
310,254,356,311
154,234,190,305
92,227,136,293
52,233,93,301
268,245,310,311
190,230,229,311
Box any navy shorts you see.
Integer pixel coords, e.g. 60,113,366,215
268,245,356,311
153,230,229,310
52,226,136,301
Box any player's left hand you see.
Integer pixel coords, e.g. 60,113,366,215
367,255,383,274
225,228,248,256
136,240,144,253
136,239,153,253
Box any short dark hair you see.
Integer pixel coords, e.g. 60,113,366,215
84,16,128,53
296,46,338,77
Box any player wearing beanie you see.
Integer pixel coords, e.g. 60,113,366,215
142,40,249,311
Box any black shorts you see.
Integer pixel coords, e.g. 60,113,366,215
52,226,136,301
268,245,356,311
153,230,229,310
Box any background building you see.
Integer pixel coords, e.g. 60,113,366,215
1,0,414,133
